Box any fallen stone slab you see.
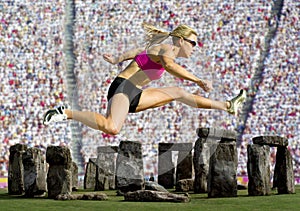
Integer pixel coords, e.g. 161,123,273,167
124,190,190,203
56,192,108,200
145,181,168,192
253,136,288,147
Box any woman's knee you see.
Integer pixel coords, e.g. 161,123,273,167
96,118,121,135
105,121,121,135
103,125,120,135
106,127,120,136
172,87,188,99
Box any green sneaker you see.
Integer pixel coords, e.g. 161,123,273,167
227,90,247,115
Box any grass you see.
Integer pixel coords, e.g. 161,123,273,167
0,187,299,211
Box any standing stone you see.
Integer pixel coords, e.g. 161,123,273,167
95,146,118,191
158,143,193,188
194,128,237,194
247,144,271,196
71,162,78,191
158,143,175,189
115,141,144,194
193,138,210,193
176,143,193,183
46,146,72,199
22,148,47,197
273,147,295,194
208,142,237,198
175,179,194,192
84,158,97,189
8,144,27,195
253,135,294,194
39,158,47,193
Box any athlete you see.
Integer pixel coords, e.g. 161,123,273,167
43,23,246,135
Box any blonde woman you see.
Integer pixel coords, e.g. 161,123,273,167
43,23,246,135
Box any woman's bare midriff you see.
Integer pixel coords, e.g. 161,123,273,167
117,61,151,88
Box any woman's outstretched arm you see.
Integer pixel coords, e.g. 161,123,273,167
159,49,213,92
103,47,144,64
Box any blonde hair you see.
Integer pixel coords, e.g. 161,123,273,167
142,23,198,48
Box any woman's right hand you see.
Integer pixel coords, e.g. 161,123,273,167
197,79,213,92
103,54,118,64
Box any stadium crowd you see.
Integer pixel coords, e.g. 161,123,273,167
0,0,299,181
0,0,72,176
241,2,299,176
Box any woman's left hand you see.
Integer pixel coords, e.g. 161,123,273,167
103,54,118,64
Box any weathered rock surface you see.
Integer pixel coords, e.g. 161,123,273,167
247,144,271,196
46,146,72,199
115,141,144,193
8,144,27,195
176,179,194,192
208,142,237,198
253,136,288,147
95,146,118,191
145,181,168,192
158,143,193,189
71,162,78,191
22,147,47,197
176,145,193,183
193,138,210,193
194,128,237,195
196,128,236,141
84,158,97,189
56,192,108,200
273,146,295,194
158,145,174,189
124,190,190,203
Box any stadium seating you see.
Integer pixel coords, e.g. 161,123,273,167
0,0,298,181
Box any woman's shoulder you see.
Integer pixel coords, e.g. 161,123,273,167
147,44,173,55
152,43,172,50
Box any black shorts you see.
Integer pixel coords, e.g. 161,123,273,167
107,77,142,113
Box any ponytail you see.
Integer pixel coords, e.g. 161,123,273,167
142,23,170,49
141,23,198,49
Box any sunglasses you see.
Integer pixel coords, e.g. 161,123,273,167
183,37,197,47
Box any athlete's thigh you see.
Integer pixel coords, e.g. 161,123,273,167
135,87,180,112
106,93,130,130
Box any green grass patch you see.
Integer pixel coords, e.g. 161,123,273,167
0,187,299,211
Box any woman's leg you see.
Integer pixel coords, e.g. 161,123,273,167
64,93,130,135
135,87,230,112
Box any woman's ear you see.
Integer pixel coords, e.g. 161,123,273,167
172,36,181,47
175,38,184,48
178,37,184,47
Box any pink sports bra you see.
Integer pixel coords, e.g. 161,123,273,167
134,50,165,81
